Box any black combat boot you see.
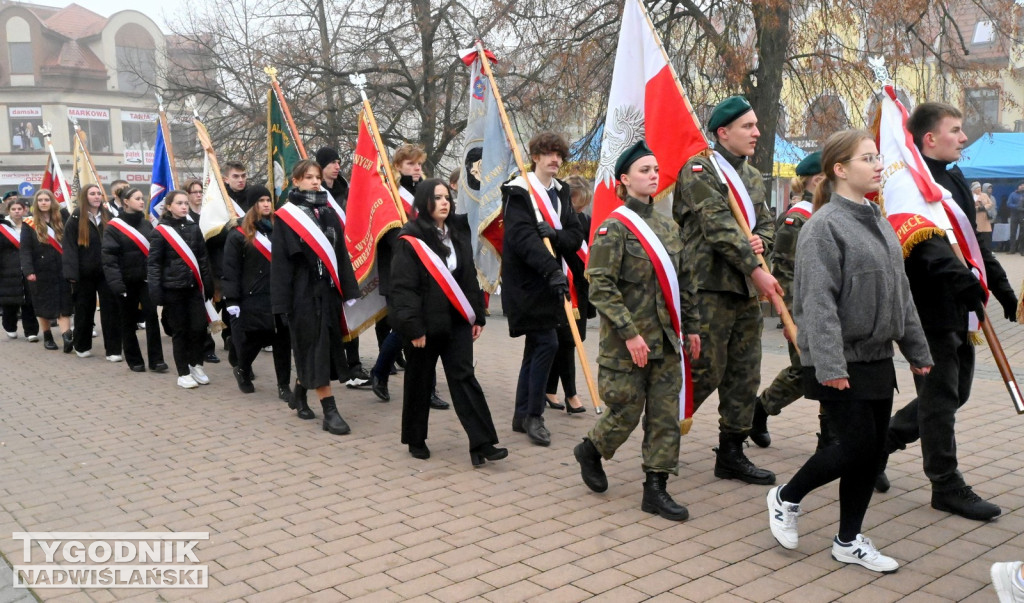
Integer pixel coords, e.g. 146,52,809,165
641,472,689,521
573,438,608,492
292,383,315,419
749,401,771,448
320,396,351,435
42,330,57,350
714,433,776,485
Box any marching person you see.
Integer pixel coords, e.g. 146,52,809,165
502,132,583,446
106,179,129,217
148,190,214,389
673,95,784,484
1,197,38,341
389,178,505,465
102,187,167,373
572,141,700,520
63,183,122,361
222,185,292,401
271,159,361,434
766,129,932,573
877,102,1017,521
184,178,204,221
20,190,72,351
545,174,594,414
750,152,827,448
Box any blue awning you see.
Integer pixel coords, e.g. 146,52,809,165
958,133,1024,180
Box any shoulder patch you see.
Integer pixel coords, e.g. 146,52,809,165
691,165,703,172
784,217,795,225
597,227,608,236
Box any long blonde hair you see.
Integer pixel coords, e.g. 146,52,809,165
812,129,874,212
31,190,63,244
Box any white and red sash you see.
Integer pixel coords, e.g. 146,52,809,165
712,151,757,229
46,226,62,254
155,224,218,322
786,200,814,220
109,218,150,256
525,173,583,313
275,203,342,294
1,223,20,248
398,186,415,217
400,235,476,325
608,206,693,427
236,226,272,262
323,187,346,227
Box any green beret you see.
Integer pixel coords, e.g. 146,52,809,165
795,151,822,176
614,140,655,180
708,95,753,132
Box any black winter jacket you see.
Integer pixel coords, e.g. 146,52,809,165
148,215,213,304
0,218,26,305
102,211,153,296
905,236,985,331
222,223,275,332
376,179,417,297
389,215,485,340
62,210,106,282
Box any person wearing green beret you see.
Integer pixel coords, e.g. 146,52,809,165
573,140,701,520
749,151,833,450
672,95,783,485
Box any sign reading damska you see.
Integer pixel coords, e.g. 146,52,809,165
8,107,42,118
67,107,110,121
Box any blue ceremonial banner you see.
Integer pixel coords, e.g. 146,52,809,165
149,122,175,220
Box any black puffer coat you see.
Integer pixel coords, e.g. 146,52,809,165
222,222,274,332
20,219,71,318
62,210,106,282
0,218,26,305
102,211,154,296
148,214,213,305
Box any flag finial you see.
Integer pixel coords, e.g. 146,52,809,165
186,95,199,118
38,122,51,137
349,74,368,102
868,56,892,86
155,92,164,112
263,65,278,81
69,116,80,129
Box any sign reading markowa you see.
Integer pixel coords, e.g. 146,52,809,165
12,532,208,588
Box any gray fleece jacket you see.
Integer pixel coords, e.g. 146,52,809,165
794,193,932,383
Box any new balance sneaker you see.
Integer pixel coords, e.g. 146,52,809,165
767,485,800,550
106,355,123,363
189,365,210,385
26,334,39,342
831,534,899,573
177,375,199,389
345,368,371,389
991,561,1024,603
75,349,93,358
5,331,17,339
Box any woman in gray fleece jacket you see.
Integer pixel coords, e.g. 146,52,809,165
765,129,933,574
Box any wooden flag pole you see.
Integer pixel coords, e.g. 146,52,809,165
475,41,603,414
188,98,238,220
156,94,180,187
635,0,799,351
69,120,108,203
350,74,407,226
265,66,308,160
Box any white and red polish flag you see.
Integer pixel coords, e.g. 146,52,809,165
591,0,708,242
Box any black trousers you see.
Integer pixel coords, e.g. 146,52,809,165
345,337,362,370
888,329,973,492
783,396,893,542
72,274,122,356
514,328,558,418
230,315,291,387
120,281,163,367
2,300,37,336
401,322,498,451
546,339,577,398
163,288,207,376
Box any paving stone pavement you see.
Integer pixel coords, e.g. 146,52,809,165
2,253,1024,602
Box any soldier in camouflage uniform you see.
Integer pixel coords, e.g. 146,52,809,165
673,96,784,485
573,141,701,521
749,152,832,449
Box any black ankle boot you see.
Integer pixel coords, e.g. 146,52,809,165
749,400,771,448
320,396,350,435
61,330,73,354
292,384,315,419
42,330,57,350
573,438,608,492
714,433,776,485
641,472,689,521
277,384,292,403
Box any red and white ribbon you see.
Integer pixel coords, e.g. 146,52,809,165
1,223,20,248
155,224,218,322
526,172,562,229
400,235,476,325
609,205,692,423
275,203,342,294
109,218,150,256
46,226,62,254
236,226,272,262
398,186,415,217
712,151,757,229
787,200,813,219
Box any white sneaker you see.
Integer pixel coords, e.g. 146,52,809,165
137,322,145,330
177,375,199,389
5,331,17,339
91,329,97,337
189,365,210,385
75,350,93,358
26,334,39,342
992,561,1024,603
106,355,123,362
831,534,899,573
767,485,800,550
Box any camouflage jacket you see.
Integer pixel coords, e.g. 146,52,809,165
673,144,774,297
586,196,699,371
772,191,813,308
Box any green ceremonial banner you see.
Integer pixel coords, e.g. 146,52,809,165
267,88,301,206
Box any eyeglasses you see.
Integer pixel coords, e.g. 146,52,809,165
842,153,884,165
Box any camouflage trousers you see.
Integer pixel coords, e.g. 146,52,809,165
588,350,682,475
757,341,803,415
691,291,762,435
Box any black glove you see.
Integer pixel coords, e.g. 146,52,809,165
536,221,556,240
995,289,1018,323
965,295,986,325
547,270,569,300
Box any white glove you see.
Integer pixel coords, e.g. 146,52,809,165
227,305,240,318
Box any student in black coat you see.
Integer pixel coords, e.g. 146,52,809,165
223,185,291,401
500,132,583,446
389,179,506,466
271,160,360,435
20,190,72,351
0,198,38,340
63,184,122,360
101,187,167,373
149,190,214,389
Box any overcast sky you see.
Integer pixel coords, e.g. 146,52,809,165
42,0,187,32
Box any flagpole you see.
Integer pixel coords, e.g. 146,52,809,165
38,124,72,205
475,41,602,414
188,98,238,220
350,74,407,225
156,94,180,187
634,0,798,350
69,119,108,203
264,67,308,160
